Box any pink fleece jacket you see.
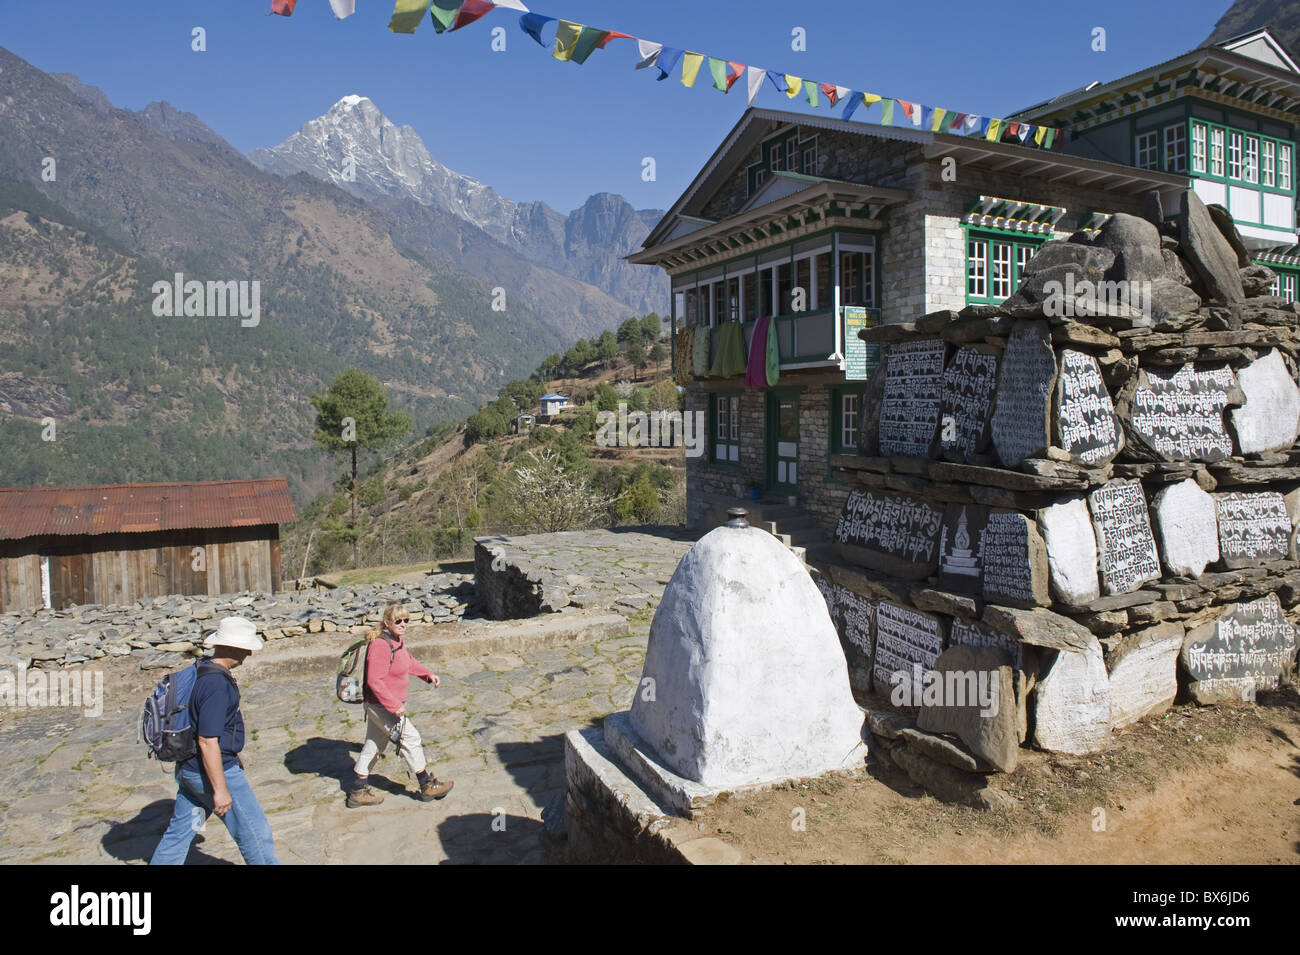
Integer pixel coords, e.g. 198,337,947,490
363,634,433,713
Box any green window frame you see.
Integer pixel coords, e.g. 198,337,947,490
1190,120,1295,196
965,228,1044,305
710,393,742,466
1266,265,1299,303
746,130,819,195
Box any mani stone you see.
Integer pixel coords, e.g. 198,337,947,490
1214,491,1290,569
1178,189,1245,304
950,617,1029,744
1229,349,1300,454
916,645,1019,772
1127,363,1238,462
981,510,1050,609
1104,621,1183,729
833,488,944,580
627,524,864,789
1150,479,1220,578
1030,631,1112,756
1088,481,1162,596
939,344,1000,462
1037,496,1100,606
937,503,990,596
1054,349,1123,466
1180,593,1299,703
878,338,947,458
872,600,948,696
990,320,1057,468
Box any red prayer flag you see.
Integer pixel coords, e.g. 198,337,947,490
949,112,966,130
596,31,633,49
271,0,297,15
1007,121,1019,136
451,0,494,30
898,99,913,118
820,82,839,104
726,61,745,91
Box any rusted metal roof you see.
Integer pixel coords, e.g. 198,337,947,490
0,479,297,541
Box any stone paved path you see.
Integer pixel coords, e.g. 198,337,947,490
0,627,652,865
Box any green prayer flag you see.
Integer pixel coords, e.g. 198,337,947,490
571,27,610,64
881,99,894,125
553,20,582,61
806,82,818,107
429,0,461,33
709,57,728,92
1043,128,1056,150
388,0,431,33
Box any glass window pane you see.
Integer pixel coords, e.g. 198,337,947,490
815,252,831,310
1211,128,1225,177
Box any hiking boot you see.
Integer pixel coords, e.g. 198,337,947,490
346,785,385,808
419,777,453,801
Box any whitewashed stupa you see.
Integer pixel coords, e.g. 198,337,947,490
623,513,866,791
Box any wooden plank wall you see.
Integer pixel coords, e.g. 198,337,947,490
0,525,283,611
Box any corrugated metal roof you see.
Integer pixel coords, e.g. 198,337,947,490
0,479,297,541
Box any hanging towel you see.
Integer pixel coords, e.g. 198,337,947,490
709,321,747,378
745,316,771,390
766,318,780,386
674,327,694,386
692,324,711,377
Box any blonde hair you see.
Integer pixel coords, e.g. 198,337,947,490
365,604,409,642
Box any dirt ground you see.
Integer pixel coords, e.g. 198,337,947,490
697,679,1300,864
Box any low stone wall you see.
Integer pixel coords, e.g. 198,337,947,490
0,573,478,671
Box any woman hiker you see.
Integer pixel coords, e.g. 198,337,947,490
347,604,454,807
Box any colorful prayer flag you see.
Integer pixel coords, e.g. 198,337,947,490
820,83,839,105
785,76,802,99
746,66,764,106
271,0,297,16
519,12,554,45
656,46,683,81
553,19,582,61
841,91,862,120
708,57,728,92
329,0,356,16
765,70,789,93
452,0,496,31
880,99,895,125
985,118,1003,141
571,27,611,63
805,81,818,107
931,108,947,131
635,39,662,69
681,52,705,87
492,0,530,9
836,86,851,104
1034,125,1047,146
726,61,744,91
430,0,462,32
389,0,432,33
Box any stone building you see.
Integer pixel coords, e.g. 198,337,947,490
1013,28,1300,295
630,29,1300,541
629,109,1184,536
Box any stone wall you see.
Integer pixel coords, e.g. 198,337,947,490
818,194,1300,795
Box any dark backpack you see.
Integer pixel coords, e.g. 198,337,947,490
138,661,232,762
335,634,396,704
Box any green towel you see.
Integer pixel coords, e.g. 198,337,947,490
692,325,711,376
765,319,780,386
709,321,748,378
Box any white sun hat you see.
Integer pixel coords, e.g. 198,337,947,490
204,616,264,653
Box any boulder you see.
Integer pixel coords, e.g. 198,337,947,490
1097,213,1164,283
1030,634,1112,755
1037,496,1100,606
1240,264,1277,297
628,524,864,789
1229,349,1300,454
1150,479,1220,578
1206,203,1252,268
1104,621,1183,729
1179,191,1245,304
916,644,1019,772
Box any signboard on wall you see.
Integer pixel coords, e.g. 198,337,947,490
843,306,880,382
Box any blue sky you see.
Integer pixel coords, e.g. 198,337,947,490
3,0,1228,214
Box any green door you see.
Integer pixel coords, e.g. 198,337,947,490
767,391,800,496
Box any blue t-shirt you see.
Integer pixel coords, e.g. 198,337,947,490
179,664,244,775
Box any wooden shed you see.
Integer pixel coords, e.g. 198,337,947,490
0,479,297,612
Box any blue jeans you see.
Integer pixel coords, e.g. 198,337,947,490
151,763,281,865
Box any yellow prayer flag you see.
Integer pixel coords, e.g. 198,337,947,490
681,51,705,87
785,75,802,99
1034,125,1047,146
553,20,582,61
931,108,948,131
985,118,1003,142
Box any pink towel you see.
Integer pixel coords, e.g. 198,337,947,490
745,316,771,390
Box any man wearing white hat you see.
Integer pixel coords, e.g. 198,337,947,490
151,616,281,865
